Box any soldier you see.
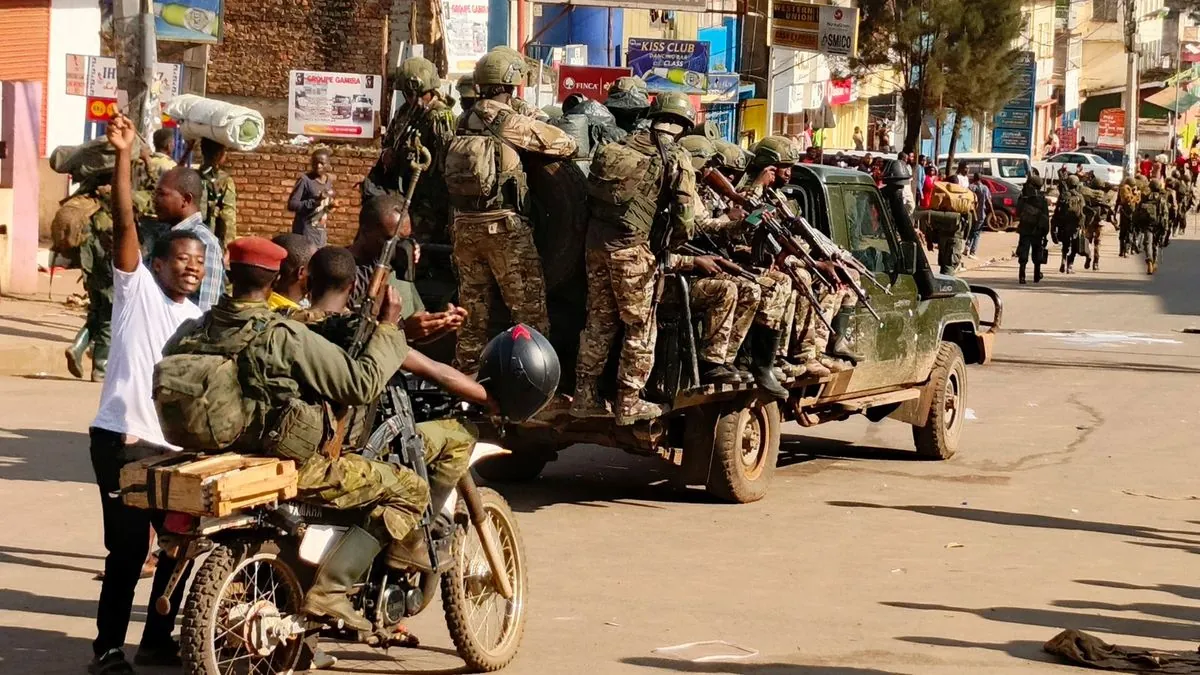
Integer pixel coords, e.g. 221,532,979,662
570,93,704,423
456,74,477,112
1135,179,1169,274
159,234,495,632
364,57,457,246
69,190,116,382
1170,170,1190,236
1052,174,1086,274
605,76,651,133
1079,181,1110,271
487,47,548,120
443,50,577,372
138,128,176,189
712,139,750,184
1015,175,1050,284
198,138,237,247
1116,177,1140,257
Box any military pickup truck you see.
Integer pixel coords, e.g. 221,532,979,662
467,164,1002,503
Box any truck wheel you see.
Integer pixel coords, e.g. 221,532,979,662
474,451,549,484
912,342,967,460
706,401,781,503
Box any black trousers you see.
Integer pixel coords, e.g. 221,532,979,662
1016,233,1045,266
89,427,189,657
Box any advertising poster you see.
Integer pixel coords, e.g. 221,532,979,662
770,1,859,56
76,55,182,123
1059,126,1078,151
66,55,87,96
153,0,223,44
704,73,740,104
1097,109,1126,149
626,38,711,94
558,65,631,102
443,0,489,75
992,51,1036,155
289,70,383,139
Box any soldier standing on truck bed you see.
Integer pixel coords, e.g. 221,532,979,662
363,57,457,247
570,93,710,423
442,50,577,373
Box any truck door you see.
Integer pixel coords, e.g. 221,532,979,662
830,184,925,388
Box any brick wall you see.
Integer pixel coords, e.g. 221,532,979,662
227,144,377,246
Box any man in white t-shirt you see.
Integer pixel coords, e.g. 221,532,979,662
953,162,971,188
88,115,207,675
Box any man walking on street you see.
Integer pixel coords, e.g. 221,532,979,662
1016,176,1050,284
966,173,992,259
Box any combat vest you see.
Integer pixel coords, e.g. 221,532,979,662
586,131,668,251
1057,188,1086,228
155,306,327,461
1134,193,1166,231
444,103,527,212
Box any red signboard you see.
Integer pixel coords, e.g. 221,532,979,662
558,65,631,103
828,78,853,105
1097,108,1125,149
1059,126,1077,151
86,97,119,122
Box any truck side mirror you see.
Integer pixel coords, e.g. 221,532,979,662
899,241,920,276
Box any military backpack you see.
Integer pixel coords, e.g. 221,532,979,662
50,194,103,254
586,139,666,240
1058,189,1086,226
1133,195,1164,231
443,109,526,211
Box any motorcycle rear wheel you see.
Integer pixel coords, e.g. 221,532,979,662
180,541,307,675
441,487,528,672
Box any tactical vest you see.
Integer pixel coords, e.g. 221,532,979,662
586,136,666,248
1134,194,1165,231
444,108,527,212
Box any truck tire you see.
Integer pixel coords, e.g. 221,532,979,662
912,342,967,460
705,401,781,503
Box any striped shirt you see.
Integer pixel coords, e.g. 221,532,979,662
172,212,225,312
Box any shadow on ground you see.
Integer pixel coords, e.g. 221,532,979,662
0,625,94,675
622,656,911,674
0,428,93,483
894,636,1053,665
779,434,918,468
0,545,102,576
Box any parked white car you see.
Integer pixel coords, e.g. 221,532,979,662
936,152,1032,187
1033,152,1125,186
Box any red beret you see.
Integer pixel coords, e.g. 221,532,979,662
228,236,287,271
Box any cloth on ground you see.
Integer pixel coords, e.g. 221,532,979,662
1044,629,1200,673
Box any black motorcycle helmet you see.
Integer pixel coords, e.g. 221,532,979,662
881,158,912,183
476,324,561,421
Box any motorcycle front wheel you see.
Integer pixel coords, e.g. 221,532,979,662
441,487,528,672
180,541,307,675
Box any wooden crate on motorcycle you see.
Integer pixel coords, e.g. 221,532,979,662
119,452,298,517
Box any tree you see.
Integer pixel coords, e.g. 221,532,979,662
854,0,1023,157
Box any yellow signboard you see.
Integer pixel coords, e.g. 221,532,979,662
770,0,859,56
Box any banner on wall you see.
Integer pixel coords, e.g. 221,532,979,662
71,54,183,123
1097,108,1125,149
626,38,711,94
288,70,383,138
153,0,223,43
557,65,631,103
443,0,489,75
770,0,859,56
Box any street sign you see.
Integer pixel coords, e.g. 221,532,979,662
557,65,630,103
992,51,1036,155
1097,108,1125,149
769,0,859,56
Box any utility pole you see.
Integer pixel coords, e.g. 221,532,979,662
112,0,159,142
1123,0,1139,175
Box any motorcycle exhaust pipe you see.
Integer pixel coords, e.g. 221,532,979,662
457,474,514,600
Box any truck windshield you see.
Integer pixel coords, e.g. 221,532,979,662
842,186,897,275
997,158,1029,178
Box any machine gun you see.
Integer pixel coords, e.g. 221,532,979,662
321,139,433,461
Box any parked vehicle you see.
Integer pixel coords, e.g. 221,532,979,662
478,164,1002,503
936,152,1031,187
1033,152,1124,186
1087,147,1126,168
979,175,1022,231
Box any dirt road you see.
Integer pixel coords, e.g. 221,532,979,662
2,229,1199,674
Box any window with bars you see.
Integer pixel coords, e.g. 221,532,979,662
1093,0,1119,22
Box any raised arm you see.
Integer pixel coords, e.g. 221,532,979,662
400,348,496,411
106,114,142,273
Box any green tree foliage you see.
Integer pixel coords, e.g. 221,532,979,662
854,0,1024,155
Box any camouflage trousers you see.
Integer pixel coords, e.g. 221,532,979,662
296,419,477,542
691,276,748,364
80,233,113,361
756,269,793,330
452,213,550,372
1083,221,1102,261
576,244,657,394
792,267,858,358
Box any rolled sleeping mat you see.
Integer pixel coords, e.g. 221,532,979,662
165,94,265,151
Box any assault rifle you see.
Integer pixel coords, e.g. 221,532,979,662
676,242,764,284
321,140,433,461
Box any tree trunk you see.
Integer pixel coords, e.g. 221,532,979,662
902,88,924,154
945,111,964,176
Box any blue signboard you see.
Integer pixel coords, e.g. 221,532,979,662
626,38,711,94
153,0,224,44
992,51,1036,155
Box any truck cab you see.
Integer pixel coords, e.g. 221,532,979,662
474,164,1001,503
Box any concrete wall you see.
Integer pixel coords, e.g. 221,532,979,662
0,82,43,295
46,0,99,156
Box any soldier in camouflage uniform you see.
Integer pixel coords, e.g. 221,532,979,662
73,193,115,381
1079,181,1111,271
605,76,651,133
138,128,176,190
1116,177,1140,257
1136,179,1170,274
364,57,457,246
570,93,703,423
456,74,477,113
444,50,577,373
487,47,549,120
198,138,237,247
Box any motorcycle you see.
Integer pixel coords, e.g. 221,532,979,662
153,379,527,675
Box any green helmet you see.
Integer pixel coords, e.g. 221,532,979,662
474,50,525,86
679,135,716,170
456,74,477,100
646,92,696,129
397,57,440,96
712,140,748,172
751,135,800,168
1063,174,1082,189
606,76,650,111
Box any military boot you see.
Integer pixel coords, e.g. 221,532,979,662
91,359,108,383
387,527,452,573
570,378,611,418
1084,256,1091,270
748,327,789,400
778,359,807,379
827,308,864,364
1018,265,1027,285
1147,259,1154,275
1033,265,1044,283
819,356,852,373
302,526,381,632
700,360,744,385
614,390,663,426
64,327,89,379
801,353,832,378
1092,257,1099,271
1059,258,1067,273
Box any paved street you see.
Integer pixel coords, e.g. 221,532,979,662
2,228,1200,674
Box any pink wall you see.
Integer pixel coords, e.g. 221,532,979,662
1,81,41,295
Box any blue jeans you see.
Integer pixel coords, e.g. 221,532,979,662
967,227,983,255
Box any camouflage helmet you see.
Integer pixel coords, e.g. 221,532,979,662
647,92,696,129
456,74,477,100
712,139,748,172
1063,174,1082,189
751,135,800,168
679,135,716,170
1150,178,1165,192
397,57,441,96
606,76,650,111
474,50,525,86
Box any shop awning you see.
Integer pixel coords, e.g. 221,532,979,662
1146,84,1200,113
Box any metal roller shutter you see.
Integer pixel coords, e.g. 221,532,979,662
0,0,51,154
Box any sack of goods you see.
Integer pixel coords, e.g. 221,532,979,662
166,94,265,152
929,181,977,214
51,194,103,253
918,209,965,235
